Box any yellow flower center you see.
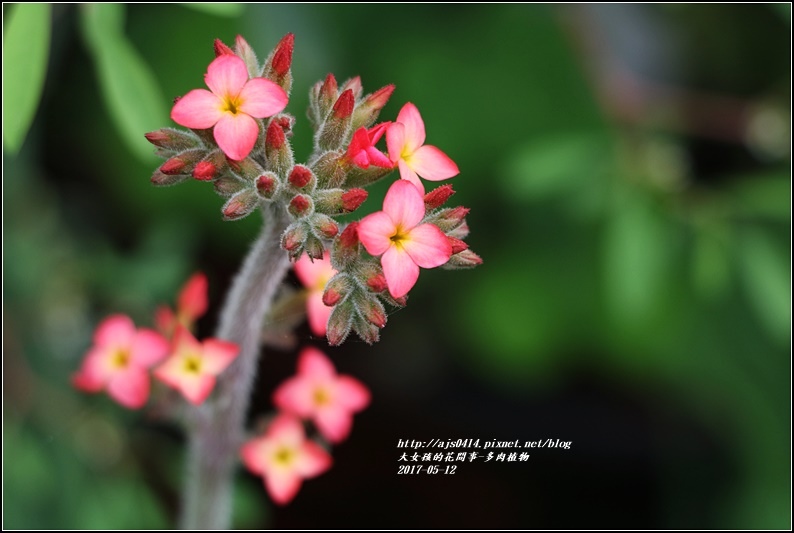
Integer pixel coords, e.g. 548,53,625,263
273,446,296,466
313,387,331,406
183,354,203,375
390,225,410,249
111,349,130,369
221,95,243,115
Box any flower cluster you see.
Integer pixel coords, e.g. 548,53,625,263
73,273,239,408
146,34,481,345
241,347,369,504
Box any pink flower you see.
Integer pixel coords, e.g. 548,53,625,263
358,180,452,298
240,414,332,505
155,272,209,338
294,251,337,336
72,315,169,409
171,55,288,161
153,326,239,405
273,347,370,443
344,123,392,169
386,102,459,192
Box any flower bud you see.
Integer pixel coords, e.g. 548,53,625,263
327,301,353,346
310,150,348,188
442,248,483,270
316,90,354,151
340,76,363,101
322,274,352,307
312,214,339,238
160,149,204,175
304,235,325,261
222,188,260,221
352,314,380,344
426,206,469,232
229,157,265,182
352,84,395,130
214,38,235,57
255,172,279,199
235,34,259,77
144,128,201,153
341,188,368,212
366,273,388,293
424,184,456,209
192,150,226,181
288,165,315,190
261,33,294,93
214,175,246,197
281,222,308,257
288,194,313,218
313,188,368,215
448,236,468,254
343,164,393,188
265,120,294,177
151,170,189,187
447,220,470,240
331,221,360,270
319,73,338,113
356,295,387,328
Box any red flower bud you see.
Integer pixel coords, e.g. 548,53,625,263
338,221,360,249
424,184,456,209
366,273,388,293
448,236,468,254
282,224,307,252
271,33,294,76
289,194,311,217
364,84,395,111
365,305,387,328
341,188,368,212
320,73,338,103
192,161,216,181
214,38,235,57
288,165,313,188
322,288,342,307
256,174,277,197
340,76,363,100
144,130,170,147
222,189,260,221
316,217,339,238
266,120,285,149
332,89,354,119
160,157,187,175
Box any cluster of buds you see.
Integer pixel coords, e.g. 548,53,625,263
146,34,481,345
241,347,369,504
73,274,239,408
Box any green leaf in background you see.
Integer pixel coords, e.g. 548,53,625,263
724,171,791,221
182,3,245,17
79,4,168,162
2,4,51,153
736,228,790,343
691,224,731,299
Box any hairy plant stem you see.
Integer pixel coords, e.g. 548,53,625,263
179,203,292,530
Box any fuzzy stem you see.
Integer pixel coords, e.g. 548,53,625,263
179,203,292,530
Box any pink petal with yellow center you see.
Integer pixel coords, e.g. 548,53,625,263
335,376,371,411
295,441,332,477
315,405,353,443
307,291,332,336
214,112,259,161
94,314,136,348
273,376,316,417
267,414,305,446
358,211,396,256
171,89,224,129
240,438,268,475
178,273,208,322
129,329,170,367
237,78,288,118
205,55,249,98
381,246,420,299
178,374,217,405
396,102,426,153
71,348,110,392
107,367,150,409
386,121,406,163
407,144,459,181
383,179,425,229
173,325,202,355
294,252,334,288
298,347,337,380
398,159,423,192
201,339,239,375
402,223,453,268
265,471,302,505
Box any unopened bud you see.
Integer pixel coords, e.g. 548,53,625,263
447,220,470,240
341,188,368,212
352,84,395,130
317,90,354,151
332,89,354,119
428,206,470,232
340,76,363,100
281,223,308,255
312,214,339,238
235,34,258,77
160,157,187,175
311,150,348,188
322,275,351,307
229,157,265,182
151,170,189,187
424,185,455,209
160,149,203,175
361,298,387,328
192,161,216,181
304,235,325,261
352,315,380,344
319,73,338,112
442,248,483,270
255,172,279,199
265,120,294,177
366,273,388,293
266,120,285,149
288,165,314,189
144,128,201,153
214,175,246,197
448,237,468,254
262,33,294,93
222,188,260,221
214,38,235,57
288,194,313,218
327,302,353,346
331,221,360,270
338,221,359,249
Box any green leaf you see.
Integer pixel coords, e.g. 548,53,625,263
182,3,245,17
79,4,168,162
724,172,791,221
2,4,51,153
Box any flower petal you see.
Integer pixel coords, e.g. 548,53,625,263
407,144,459,181
296,441,333,477
368,122,390,145
396,102,426,153
107,367,150,409
334,376,371,411
297,347,336,380
383,179,425,229
386,121,405,163
241,437,268,475
307,291,332,337
173,325,203,355
214,112,259,161
205,55,249,98
358,211,397,257
237,78,288,118
71,348,111,392
402,223,453,268
129,329,170,367
398,159,423,193
314,405,353,443
94,315,136,348
381,246,420,299
273,376,316,417
178,273,208,322
366,146,392,168
177,374,216,405
265,471,302,505
171,89,224,129
294,251,334,289
266,414,305,446
201,339,239,375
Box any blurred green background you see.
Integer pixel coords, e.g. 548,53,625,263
3,3,790,529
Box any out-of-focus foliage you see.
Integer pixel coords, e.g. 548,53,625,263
3,3,790,530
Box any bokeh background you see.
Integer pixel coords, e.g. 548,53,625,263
3,3,790,529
